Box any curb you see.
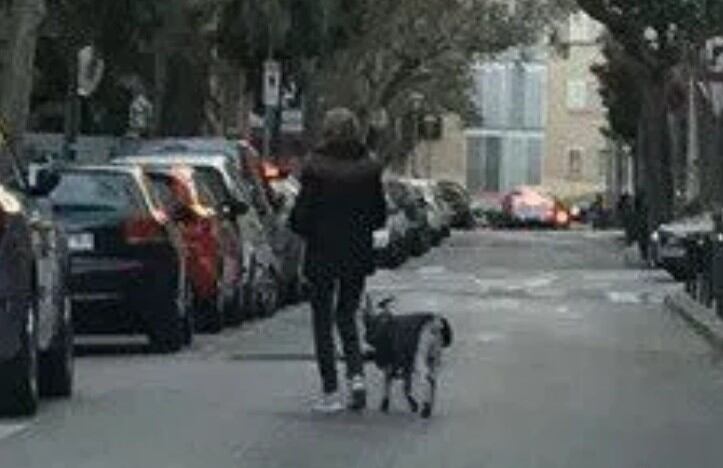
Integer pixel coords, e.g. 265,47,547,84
664,292,723,352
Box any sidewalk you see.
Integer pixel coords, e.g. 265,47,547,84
621,243,723,351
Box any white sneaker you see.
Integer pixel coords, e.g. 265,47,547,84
311,393,344,414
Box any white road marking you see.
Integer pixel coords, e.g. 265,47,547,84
607,291,642,304
476,333,505,343
417,265,447,275
0,423,27,442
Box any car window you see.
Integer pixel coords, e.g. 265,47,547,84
51,172,146,215
146,174,184,214
194,166,232,205
192,173,218,207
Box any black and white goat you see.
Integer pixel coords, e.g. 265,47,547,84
362,295,453,418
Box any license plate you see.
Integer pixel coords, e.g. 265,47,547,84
68,233,95,252
661,246,685,258
518,206,541,220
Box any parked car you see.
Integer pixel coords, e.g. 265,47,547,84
501,186,570,229
399,178,450,243
650,213,712,281
470,192,506,228
113,152,281,320
235,146,305,306
139,164,245,331
386,179,432,256
0,175,74,416
437,180,475,229
262,169,308,302
50,166,192,352
373,191,411,268
119,138,304,307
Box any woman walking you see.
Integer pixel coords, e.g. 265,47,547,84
290,108,387,413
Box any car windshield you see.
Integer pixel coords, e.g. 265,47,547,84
51,172,145,215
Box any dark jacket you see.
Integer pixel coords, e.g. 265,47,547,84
289,141,387,279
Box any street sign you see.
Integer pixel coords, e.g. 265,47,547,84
77,45,105,97
281,109,303,133
127,93,153,137
263,60,281,107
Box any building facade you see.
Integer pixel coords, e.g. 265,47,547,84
465,48,548,195
543,11,611,201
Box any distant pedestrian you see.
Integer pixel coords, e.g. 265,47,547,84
617,192,634,244
590,194,605,230
289,108,387,413
634,192,650,261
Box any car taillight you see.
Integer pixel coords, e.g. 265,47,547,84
556,210,570,225
123,210,167,245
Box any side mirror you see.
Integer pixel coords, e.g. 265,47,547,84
222,199,249,218
28,167,60,197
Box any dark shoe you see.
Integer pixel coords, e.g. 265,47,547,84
421,402,432,419
348,375,367,411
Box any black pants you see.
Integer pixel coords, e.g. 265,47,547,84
309,271,366,394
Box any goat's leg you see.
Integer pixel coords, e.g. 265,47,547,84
404,374,419,413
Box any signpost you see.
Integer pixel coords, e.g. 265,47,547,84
64,45,104,161
263,60,281,159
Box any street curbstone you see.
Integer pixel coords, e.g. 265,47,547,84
664,292,723,352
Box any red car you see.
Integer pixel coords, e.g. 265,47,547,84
143,165,245,332
501,186,570,229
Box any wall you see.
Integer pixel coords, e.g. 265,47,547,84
543,12,609,200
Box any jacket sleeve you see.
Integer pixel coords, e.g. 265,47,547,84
369,166,388,230
288,167,316,238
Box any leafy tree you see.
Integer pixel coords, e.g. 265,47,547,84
305,0,572,160
590,37,642,148
577,0,723,225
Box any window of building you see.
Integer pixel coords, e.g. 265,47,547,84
568,148,583,179
598,150,609,179
567,80,587,110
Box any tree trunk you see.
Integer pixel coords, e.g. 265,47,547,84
640,79,675,228
697,89,718,209
159,53,206,136
0,0,46,180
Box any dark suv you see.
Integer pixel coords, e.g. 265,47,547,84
51,166,193,353
0,175,74,416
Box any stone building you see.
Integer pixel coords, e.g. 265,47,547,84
543,11,612,201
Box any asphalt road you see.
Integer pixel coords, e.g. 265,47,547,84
2,229,723,468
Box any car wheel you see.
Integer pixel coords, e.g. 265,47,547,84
149,270,186,353
257,268,279,318
182,280,194,347
225,285,244,327
195,280,225,334
39,296,74,398
0,299,39,417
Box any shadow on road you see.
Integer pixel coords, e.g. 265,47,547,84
74,337,151,357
